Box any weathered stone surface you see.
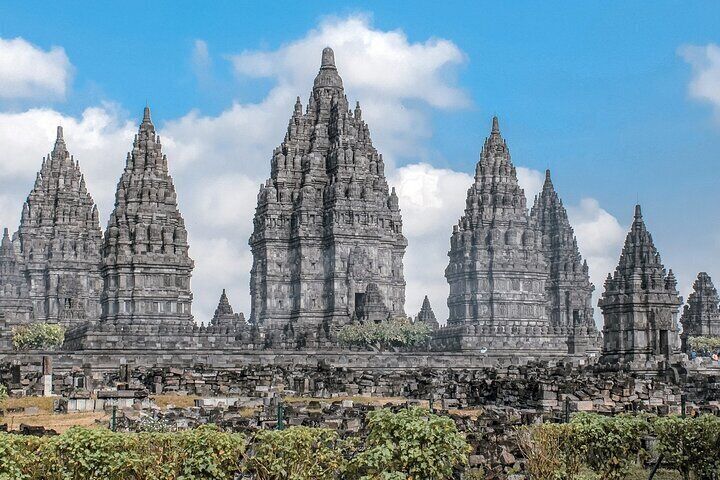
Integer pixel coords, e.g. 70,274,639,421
14,127,102,327
599,205,682,369
100,107,194,326
416,295,439,330
211,289,246,328
249,47,406,347
0,228,33,325
531,169,599,353
680,272,720,351
445,116,547,328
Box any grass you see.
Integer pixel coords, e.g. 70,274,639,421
1,411,110,433
150,394,200,409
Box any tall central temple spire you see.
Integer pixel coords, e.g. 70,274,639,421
249,47,407,347
100,106,193,326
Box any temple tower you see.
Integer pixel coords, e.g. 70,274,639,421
100,107,194,326
416,295,439,330
445,117,548,327
599,205,681,367
16,127,102,326
0,228,33,324
680,272,720,351
211,289,245,327
249,47,407,346
530,170,595,330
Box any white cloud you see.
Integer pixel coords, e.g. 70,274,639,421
390,163,472,321
679,43,720,114
516,166,544,203
567,198,626,325
0,37,73,100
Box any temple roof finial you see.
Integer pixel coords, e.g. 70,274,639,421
634,204,642,220
321,47,336,69
56,126,63,141
491,116,500,134
143,105,152,124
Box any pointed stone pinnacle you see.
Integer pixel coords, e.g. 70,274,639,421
57,126,63,140
321,46,336,69
491,116,500,134
143,105,152,124
634,204,642,220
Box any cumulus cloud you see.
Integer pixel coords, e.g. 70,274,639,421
679,43,720,115
0,37,73,100
567,198,626,325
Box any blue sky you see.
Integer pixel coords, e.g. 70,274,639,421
0,1,719,323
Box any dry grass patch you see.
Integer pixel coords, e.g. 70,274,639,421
5,395,56,413
1,411,110,433
151,394,200,409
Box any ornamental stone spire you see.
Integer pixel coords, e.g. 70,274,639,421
445,116,548,327
599,205,682,367
249,47,407,347
530,169,595,331
211,289,245,327
680,272,720,351
416,295,439,330
100,106,194,326
0,228,33,324
16,126,102,326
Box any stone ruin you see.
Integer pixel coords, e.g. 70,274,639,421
0,46,716,383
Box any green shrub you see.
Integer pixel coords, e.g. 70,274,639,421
0,425,246,480
347,407,470,480
244,426,346,480
0,383,7,408
338,317,431,350
655,415,720,480
569,413,650,480
12,322,65,350
688,336,720,354
517,423,581,480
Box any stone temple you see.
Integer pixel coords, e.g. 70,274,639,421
100,107,194,326
680,272,720,352
249,47,407,347
433,117,598,354
17,128,103,327
599,205,682,368
0,46,715,376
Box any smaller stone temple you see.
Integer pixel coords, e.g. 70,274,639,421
599,205,682,369
100,107,194,326
416,295,439,330
16,127,103,327
0,228,33,325
680,272,720,352
211,289,246,328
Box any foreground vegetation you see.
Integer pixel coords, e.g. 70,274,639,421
0,409,718,479
11,322,65,351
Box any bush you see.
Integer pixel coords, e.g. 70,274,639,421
569,413,651,480
347,407,470,479
688,336,720,354
338,317,431,351
655,415,720,480
517,423,581,480
0,383,7,408
244,426,346,480
12,322,65,350
0,425,246,480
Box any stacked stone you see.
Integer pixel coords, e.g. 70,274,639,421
530,170,599,353
445,117,548,328
680,272,720,351
249,47,407,347
416,295,439,330
16,127,102,327
100,107,194,326
599,205,682,368
211,289,246,327
0,228,33,324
